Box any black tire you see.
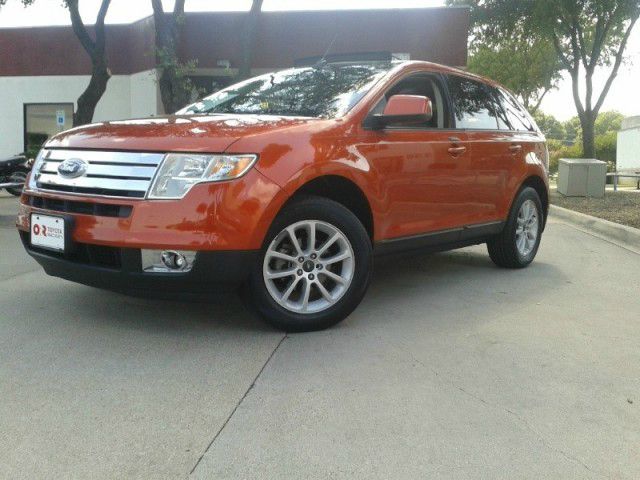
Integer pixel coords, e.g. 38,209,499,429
487,187,543,268
246,196,372,332
6,170,27,197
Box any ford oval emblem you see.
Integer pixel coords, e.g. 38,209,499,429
57,158,88,179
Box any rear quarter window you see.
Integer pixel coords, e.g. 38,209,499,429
495,88,537,132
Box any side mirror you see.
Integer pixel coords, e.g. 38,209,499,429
366,95,433,130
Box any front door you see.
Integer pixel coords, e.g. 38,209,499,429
356,73,477,240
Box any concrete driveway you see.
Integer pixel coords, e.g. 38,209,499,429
1,193,638,479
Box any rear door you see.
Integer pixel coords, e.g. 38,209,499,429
444,75,514,225
490,86,543,218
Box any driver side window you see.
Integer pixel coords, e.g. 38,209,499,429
371,74,446,129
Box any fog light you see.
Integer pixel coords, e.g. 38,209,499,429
162,251,187,270
142,249,196,273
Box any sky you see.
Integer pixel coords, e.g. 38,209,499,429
1,0,639,121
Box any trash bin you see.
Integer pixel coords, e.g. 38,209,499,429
557,158,607,198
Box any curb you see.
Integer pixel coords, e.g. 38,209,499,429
549,205,640,255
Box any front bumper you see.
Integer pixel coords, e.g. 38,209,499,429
16,168,283,251
20,232,257,296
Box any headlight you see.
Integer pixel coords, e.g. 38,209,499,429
147,153,258,199
28,149,46,190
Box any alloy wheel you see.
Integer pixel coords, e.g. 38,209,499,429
515,199,539,257
263,220,355,314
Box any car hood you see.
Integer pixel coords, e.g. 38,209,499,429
45,114,322,153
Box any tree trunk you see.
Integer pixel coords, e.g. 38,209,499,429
152,0,189,114
157,67,191,115
238,0,263,80
74,62,110,126
67,0,111,127
580,111,596,159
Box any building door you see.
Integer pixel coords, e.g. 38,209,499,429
23,103,74,157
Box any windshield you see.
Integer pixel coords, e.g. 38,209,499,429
177,63,392,119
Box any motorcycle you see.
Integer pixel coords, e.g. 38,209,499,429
0,154,32,197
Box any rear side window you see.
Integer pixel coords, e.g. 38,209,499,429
446,75,499,130
495,88,536,132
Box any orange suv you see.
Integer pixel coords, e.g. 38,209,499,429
17,61,549,331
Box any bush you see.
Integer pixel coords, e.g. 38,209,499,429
595,131,617,169
548,139,582,173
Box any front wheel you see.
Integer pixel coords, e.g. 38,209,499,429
487,187,543,268
247,196,372,332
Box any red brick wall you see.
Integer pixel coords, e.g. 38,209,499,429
0,7,468,77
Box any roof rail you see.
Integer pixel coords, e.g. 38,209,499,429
294,52,399,67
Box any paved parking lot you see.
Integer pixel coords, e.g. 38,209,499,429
1,193,639,479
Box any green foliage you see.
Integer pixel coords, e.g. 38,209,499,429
562,111,623,145
0,0,36,9
467,38,561,112
548,141,583,174
154,46,200,102
449,0,640,158
544,110,624,172
594,131,618,165
595,111,624,137
564,117,582,143
533,111,566,141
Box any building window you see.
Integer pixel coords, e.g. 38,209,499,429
23,103,74,157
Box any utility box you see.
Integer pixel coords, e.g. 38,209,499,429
557,158,607,198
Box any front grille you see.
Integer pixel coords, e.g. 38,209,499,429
35,149,163,199
26,195,132,218
21,231,123,270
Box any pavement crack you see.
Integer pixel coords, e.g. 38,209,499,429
188,333,288,476
397,343,611,479
452,384,609,479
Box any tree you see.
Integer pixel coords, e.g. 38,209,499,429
151,0,195,114
449,0,639,159
238,0,263,80
0,0,111,127
66,0,112,126
533,111,566,141
468,37,561,113
5,0,112,126
595,110,624,136
564,116,582,143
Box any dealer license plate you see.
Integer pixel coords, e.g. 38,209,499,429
30,214,65,252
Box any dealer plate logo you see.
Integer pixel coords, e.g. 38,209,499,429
58,158,88,179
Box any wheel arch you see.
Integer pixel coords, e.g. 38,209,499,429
520,175,549,228
284,175,374,241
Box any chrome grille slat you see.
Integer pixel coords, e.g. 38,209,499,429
40,161,156,179
36,149,164,198
45,149,163,165
37,173,150,192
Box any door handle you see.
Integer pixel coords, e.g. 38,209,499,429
448,146,467,155
509,144,523,153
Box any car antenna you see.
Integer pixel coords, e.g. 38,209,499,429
314,33,338,68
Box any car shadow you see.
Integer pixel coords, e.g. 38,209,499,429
17,245,566,336
342,246,567,332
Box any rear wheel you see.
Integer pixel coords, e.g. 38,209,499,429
487,187,543,268
247,196,372,332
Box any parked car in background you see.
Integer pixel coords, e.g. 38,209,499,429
1,153,30,196
17,60,549,331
